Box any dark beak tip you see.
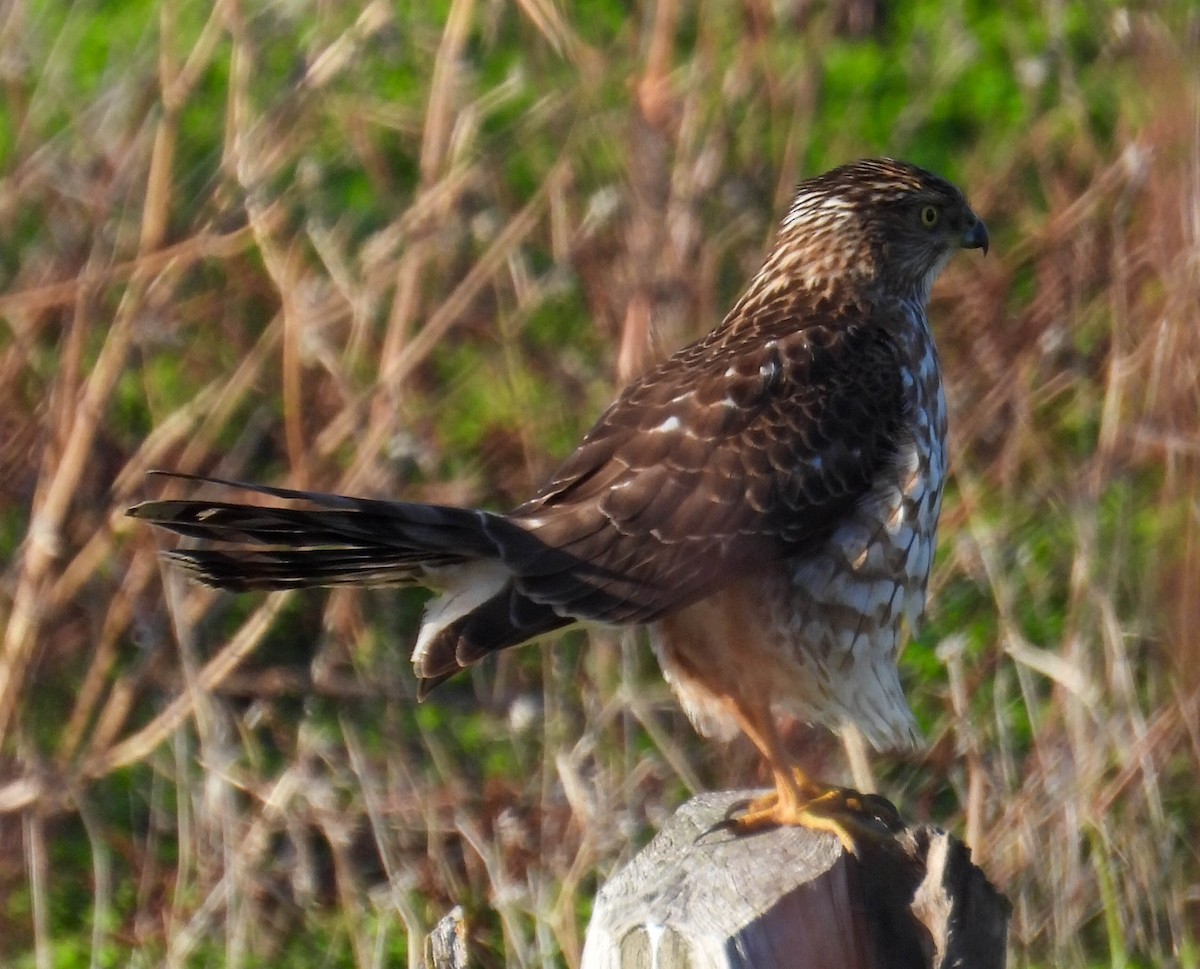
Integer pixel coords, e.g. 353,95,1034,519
964,219,990,256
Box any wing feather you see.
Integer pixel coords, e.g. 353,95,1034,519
506,291,908,623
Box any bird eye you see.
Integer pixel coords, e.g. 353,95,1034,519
920,205,940,228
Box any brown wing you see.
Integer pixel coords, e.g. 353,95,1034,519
130,293,911,691
500,290,909,625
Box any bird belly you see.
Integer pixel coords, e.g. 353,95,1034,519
651,428,946,752
770,383,948,750
772,483,937,746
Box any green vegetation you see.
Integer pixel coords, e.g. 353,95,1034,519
1,1,1198,966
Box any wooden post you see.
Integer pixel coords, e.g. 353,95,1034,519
581,791,1010,969
427,906,468,969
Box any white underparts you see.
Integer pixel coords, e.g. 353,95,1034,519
411,559,510,667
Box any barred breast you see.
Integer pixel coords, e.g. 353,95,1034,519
649,304,947,752
765,305,947,750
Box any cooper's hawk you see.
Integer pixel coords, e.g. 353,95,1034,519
131,158,988,850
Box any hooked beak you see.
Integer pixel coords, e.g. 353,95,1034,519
962,217,989,256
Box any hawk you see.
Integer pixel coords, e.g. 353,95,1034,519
130,159,988,850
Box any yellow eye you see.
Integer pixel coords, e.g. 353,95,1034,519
920,205,940,228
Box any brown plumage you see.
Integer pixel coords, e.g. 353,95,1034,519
130,158,988,848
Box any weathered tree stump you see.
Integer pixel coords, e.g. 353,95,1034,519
581,791,1009,969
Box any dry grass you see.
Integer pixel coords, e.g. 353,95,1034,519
1,2,1198,966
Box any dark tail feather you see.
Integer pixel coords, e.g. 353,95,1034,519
128,472,518,590
414,585,574,699
130,472,584,697
161,547,455,590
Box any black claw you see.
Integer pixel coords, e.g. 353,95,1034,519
859,793,904,831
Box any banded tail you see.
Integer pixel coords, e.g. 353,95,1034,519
128,473,576,696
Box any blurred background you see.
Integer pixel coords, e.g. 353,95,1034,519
1,1,1198,966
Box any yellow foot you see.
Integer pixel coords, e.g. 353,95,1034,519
724,784,904,856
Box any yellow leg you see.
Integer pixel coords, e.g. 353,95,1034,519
722,704,902,855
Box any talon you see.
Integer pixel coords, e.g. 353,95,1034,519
725,779,906,856
722,796,758,823
860,793,903,830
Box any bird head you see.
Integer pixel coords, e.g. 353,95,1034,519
776,158,988,303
